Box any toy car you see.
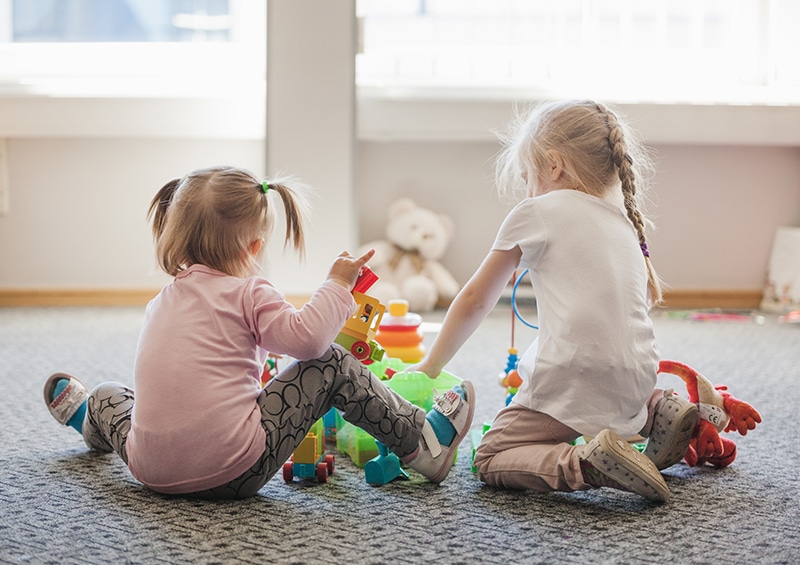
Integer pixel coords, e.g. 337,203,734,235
282,419,335,483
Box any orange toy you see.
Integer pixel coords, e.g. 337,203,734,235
658,360,762,468
375,299,426,363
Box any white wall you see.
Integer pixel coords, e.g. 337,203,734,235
357,140,800,290
265,0,357,293
648,144,800,290
1,2,799,301
1,118,799,298
0,137,266,289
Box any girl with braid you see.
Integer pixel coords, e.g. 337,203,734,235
43,166,474,498
413,100,696,503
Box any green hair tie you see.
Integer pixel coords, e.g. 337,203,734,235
261,181,270,194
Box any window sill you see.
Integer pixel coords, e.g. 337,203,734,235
2,83,799,146
357,86,800,146
0,79,266,140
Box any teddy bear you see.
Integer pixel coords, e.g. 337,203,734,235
358,198,461,312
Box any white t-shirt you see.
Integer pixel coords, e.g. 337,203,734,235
493,190,659,437
126,264,355,494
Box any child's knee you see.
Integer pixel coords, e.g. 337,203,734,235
88,382,133,408
473,453,501,487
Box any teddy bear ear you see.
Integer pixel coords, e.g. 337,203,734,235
439,213,455,237
389,197,417,216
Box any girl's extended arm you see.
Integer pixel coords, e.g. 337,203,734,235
252,248,376,361
414,246,521,377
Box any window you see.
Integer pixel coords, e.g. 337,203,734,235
0,0,265,98
357,0,800,105
10,0,233,43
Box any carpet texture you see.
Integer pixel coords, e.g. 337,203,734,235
1,306,798,564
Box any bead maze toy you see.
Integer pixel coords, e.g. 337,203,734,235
472,270,538,467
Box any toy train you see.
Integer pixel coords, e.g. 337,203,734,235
333,267,386,365
282,418,335,483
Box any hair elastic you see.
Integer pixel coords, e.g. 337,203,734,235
261,181,271,194
640,243,650,258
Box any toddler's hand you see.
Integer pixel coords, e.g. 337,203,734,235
327,249,376,290
406,359,442,379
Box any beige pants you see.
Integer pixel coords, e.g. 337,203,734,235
473,389,663,492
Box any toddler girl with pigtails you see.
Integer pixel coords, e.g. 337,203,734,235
44,165,473,498
412,100,698,503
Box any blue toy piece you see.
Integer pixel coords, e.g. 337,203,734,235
503,349,519,374
364,442,409,485
322,407,338,441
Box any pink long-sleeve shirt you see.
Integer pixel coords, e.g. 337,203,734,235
125,264,355,494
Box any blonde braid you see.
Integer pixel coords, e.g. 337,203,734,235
596,103,663,305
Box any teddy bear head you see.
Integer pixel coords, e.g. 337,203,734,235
385,198,454,260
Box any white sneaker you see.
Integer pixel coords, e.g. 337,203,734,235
43,372,89,426
644,390,699,470
407,381,475,484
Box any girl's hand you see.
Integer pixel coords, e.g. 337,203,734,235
405,359,443,379
327,248,376,290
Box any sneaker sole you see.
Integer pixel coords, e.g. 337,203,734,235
644,397,699,470
589,429,670,503
428,380,476,484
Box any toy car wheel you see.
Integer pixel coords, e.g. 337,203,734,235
350,340,370,360
316,462,328,483
325,454,335,475
282,461,294,483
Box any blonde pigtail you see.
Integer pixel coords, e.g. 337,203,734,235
598,103,663,306
147,178,182,242
262,181,307,259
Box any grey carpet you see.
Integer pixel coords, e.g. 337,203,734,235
1,305,798,564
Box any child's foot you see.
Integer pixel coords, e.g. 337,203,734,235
644,389,699,470
580,428,670,502
43,373,89,433
405,381,475,484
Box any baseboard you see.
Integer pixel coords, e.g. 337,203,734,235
0,288,312,308
0,287,763,310
661,289,763,310
0,289,163,307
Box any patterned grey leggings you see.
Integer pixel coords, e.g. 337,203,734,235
82,344,426,499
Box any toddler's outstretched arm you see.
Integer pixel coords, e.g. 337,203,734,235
412,246,521,378
327,249,376,291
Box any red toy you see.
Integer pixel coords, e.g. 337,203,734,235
658,360,762,468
